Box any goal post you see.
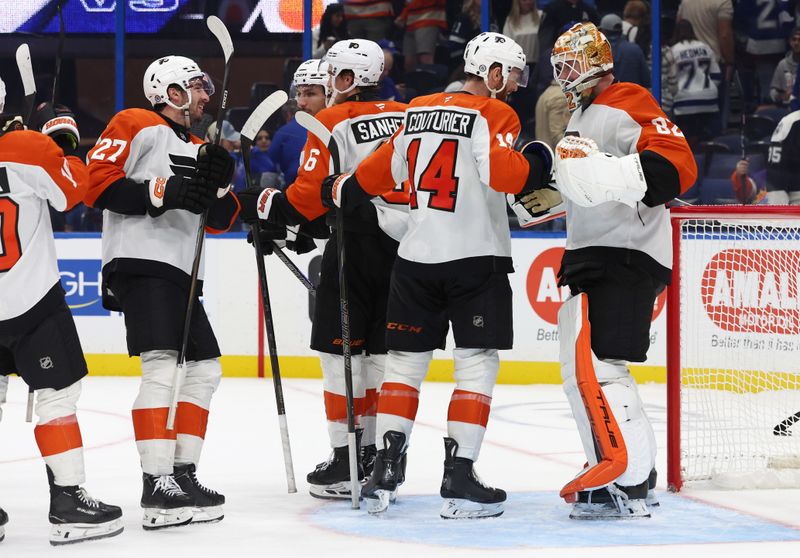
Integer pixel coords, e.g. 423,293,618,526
667,205,800,492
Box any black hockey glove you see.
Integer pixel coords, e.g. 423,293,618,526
145,175,217,217
286,225,316,255
246,222,287,255
31,102,80,155
195,143,235,189
321,173,372,209
238,187,280,224
518,140,555,194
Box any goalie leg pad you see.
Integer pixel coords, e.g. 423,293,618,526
767,190,789,205
448,348,499,462
174,358,221,466
320,352,365,448
558,294,628,501
34,381,85,486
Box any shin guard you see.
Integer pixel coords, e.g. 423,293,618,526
174,358,222,466
34,381,85,486
320,352,364,448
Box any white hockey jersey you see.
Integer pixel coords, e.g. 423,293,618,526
563,83,697,281
0,130,87,321
667,40,722,116
86,109,238,284
354,92,532,274
282,99,409,240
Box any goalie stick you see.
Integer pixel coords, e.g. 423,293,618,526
16,43,36,423
167,15,234,431
240,90,298,493
52,0,65,105
295,110,360,509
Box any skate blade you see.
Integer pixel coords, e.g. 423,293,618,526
49,519,124,545
190,505,224,524
569,502,651,520
365,490,392,515
439,499,504,519
646,490,660,508
309,482,356,500
142,506,193,530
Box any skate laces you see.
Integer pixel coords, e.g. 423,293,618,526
189,469,220,496
154,475,187,497
76,488,100,508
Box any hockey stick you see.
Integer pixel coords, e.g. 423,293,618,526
240,91,299,493
774,411,800,436
51,0,64,105
16,43,36,423
272,243,316,294
15,44,36,126
167,15,234,431
295,110,360,508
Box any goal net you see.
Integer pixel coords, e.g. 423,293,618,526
667,206,800,491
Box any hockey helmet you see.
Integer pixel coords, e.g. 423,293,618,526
463,32,528,98
324,39,384,103
142,55,215,110
551,22,614,112
293,59,331,98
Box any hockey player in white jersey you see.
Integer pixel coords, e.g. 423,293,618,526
85,56,238,529
239,40,409,500
766,107,800,204
539,22,697,519
321,32,554,518
0,78,123,545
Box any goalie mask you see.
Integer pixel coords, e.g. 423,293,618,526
293,59,331,100
551,22,614,112
143,55,215,111
464,32,528,98
324,39,384,105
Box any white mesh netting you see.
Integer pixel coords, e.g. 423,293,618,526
678,215,800,488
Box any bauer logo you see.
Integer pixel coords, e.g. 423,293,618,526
701,249,800,334
59,259,109,316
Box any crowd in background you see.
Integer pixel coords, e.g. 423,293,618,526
54,0,800,232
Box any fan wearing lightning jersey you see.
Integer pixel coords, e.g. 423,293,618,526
0,81,122,545
322,32,554,518
84,56,238,530
545,22,696,519
239,40,409,500
766,108,800,204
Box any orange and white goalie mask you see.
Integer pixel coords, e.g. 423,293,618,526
551,22,613,112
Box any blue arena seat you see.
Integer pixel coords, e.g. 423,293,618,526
699,178,737,204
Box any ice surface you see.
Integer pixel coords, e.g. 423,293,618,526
1,377,798,557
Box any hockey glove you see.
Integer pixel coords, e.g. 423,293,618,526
286,225,317,255
321,173,372,209
31,102,80,155
238,187,281,223
195,143,235,191
246,222,287,255
145,175,217,217
518,140,555,192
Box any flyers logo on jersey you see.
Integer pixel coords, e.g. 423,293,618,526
153,177,167,199
701,249,800,335
351,116,403,144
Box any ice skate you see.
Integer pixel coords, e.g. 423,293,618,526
0,506,7,543
141,473,193,530
174,463,225,523
362,431,407,514
569,481,651,520
439,438,505,519
307,444,365,500
646,468,659,508
360,443,377,478
47,467,123,546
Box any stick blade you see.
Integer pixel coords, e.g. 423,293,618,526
240,90,289,141
206,16,234,62
294,111,332,145
15,44,35,96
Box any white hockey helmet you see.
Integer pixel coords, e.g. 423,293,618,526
0,75,6,113
463,32,528,98
142,55,215,110
324,39,384,103
293,59,331,98
551,22,614,112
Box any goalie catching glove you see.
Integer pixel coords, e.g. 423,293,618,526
553,136,647,208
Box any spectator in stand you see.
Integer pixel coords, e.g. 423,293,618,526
665,19,722,146
378,41,403,101
504,0,543,123
343,0,393,42
621,0,651,59
537,0,599,61
792,67,800,110
447,0,496,73
267,101,305,189
730,159,767,204
599,14,650,88
676,0,734,82
770,27,800,107
395,0,447,73
251,128,279,188
314,3,348,58
535,79,570,149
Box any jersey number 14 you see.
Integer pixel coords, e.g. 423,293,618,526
407,138,460,212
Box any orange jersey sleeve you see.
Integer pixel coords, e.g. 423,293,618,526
1,130,88,210
354,126,405,196
599,83,698,194
480,100,530,194
285,131,332,222
85,109,165,207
